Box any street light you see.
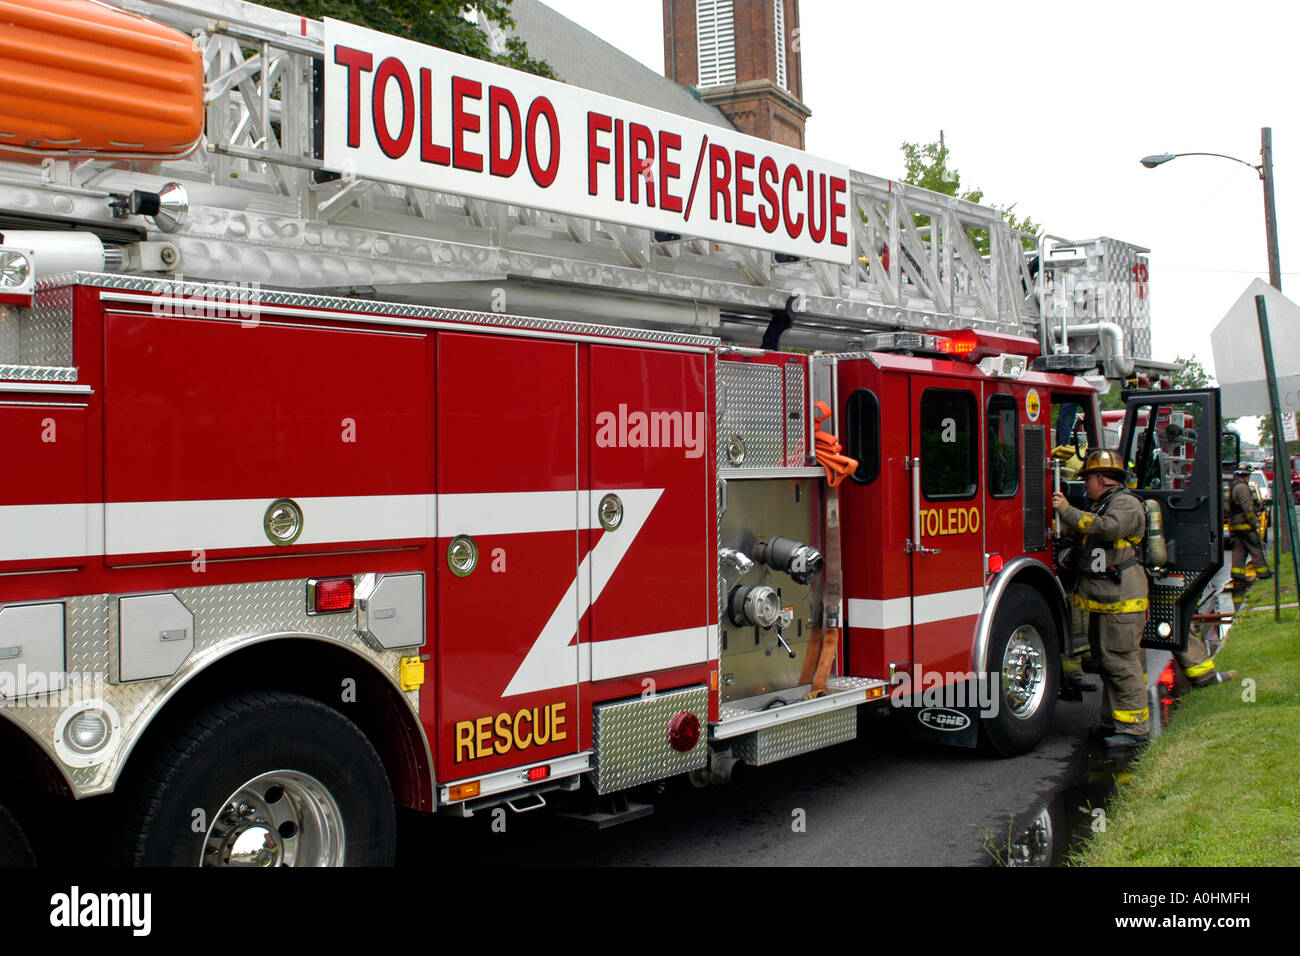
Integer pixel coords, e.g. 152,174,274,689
1139,128,1281,292
1141,127,1295,603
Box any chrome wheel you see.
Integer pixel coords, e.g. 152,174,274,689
201,770,345,867
1001,625,1047,720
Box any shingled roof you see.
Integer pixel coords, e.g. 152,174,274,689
506,0,736,130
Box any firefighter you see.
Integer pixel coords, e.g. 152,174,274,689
1051,449,1150,750
1174,629,1238,688
1228,464,1271,584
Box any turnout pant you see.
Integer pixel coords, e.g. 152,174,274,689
1231,527,1271,580
1174,630,1221,687
1087,610,1150,736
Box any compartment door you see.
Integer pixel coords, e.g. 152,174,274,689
585,345,712,685
435,333,580,777
908,378,986,676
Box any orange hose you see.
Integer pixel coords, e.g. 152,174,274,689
811,401,857,486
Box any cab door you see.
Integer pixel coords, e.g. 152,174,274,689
1118,388,1223,651
908,377,986,676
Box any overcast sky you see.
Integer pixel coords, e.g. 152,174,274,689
540,0,1297,439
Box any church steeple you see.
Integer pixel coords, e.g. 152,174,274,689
663,0,810,149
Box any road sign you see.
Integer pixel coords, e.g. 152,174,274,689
1211,279,1300,417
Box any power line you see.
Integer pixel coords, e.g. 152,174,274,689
1157,266,1300,276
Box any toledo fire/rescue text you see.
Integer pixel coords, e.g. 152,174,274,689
455,702,567,762
330,43,848,247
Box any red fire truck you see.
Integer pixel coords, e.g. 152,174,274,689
0,0,1222,866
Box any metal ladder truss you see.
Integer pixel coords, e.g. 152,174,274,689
1,0,1044,345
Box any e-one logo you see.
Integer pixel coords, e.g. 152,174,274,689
917,707,971,732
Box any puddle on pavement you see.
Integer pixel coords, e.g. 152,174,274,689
992,740,1149,867
991,577,1242,867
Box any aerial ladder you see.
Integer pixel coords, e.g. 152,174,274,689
0,0,1148,380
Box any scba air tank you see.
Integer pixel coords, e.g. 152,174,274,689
1144,499,1167,568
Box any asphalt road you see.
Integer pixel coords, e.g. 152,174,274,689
398,693,1108,867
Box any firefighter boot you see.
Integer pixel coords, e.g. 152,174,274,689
1060,658,1097,700
1102,732,1148,751
1192,669,1239,687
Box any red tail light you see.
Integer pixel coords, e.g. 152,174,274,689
667,711,701,753
527,765,550,781
309,577,354,614
1158,662,1177,692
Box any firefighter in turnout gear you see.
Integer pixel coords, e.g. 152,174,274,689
1174,629,1238,688
1052,450,1150,750
1228,464,1271,584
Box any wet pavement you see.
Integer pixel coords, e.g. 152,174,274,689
997,565,1241,867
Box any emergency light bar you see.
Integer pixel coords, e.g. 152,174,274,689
1030,353,1099,373
931,329,1040,362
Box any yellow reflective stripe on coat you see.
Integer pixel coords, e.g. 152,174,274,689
1076,514,1096,531
1229,523,1255,531
1185,658,1216,678
1113,536,1143,550
1112,707,1150,724
1073,595,1149,613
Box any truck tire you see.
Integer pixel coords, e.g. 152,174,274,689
981,584,1060,756
119,691,395,866
0,804,35,867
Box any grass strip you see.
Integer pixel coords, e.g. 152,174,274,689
1071,552,1300,866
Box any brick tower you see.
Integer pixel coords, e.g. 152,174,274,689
662,0,810,148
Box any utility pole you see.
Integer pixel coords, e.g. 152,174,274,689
1258,128,1291,590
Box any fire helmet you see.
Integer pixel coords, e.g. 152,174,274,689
1076,449,1128,481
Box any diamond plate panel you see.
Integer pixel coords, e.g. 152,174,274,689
783,362,806,467
0,309,15,364
591,685,707,794
0,578,417,796
39,272,720,350
22,284,73,367
733,706,856,766
1143,577,1193,650
718,360,783,470
1045,238,1152,362
0,364,79,382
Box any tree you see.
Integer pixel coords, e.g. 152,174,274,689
899,138,1039,254
274,0,557,78
1256,415,1300,459
1098,353,1216,412
1169,354,1213,390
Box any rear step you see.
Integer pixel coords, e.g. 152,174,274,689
712,676,889,766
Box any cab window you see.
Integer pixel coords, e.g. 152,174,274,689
1050,392,1099,481
987,394,1018,498
1127,401,1204,491
846,389,881,484
921,388,977,499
